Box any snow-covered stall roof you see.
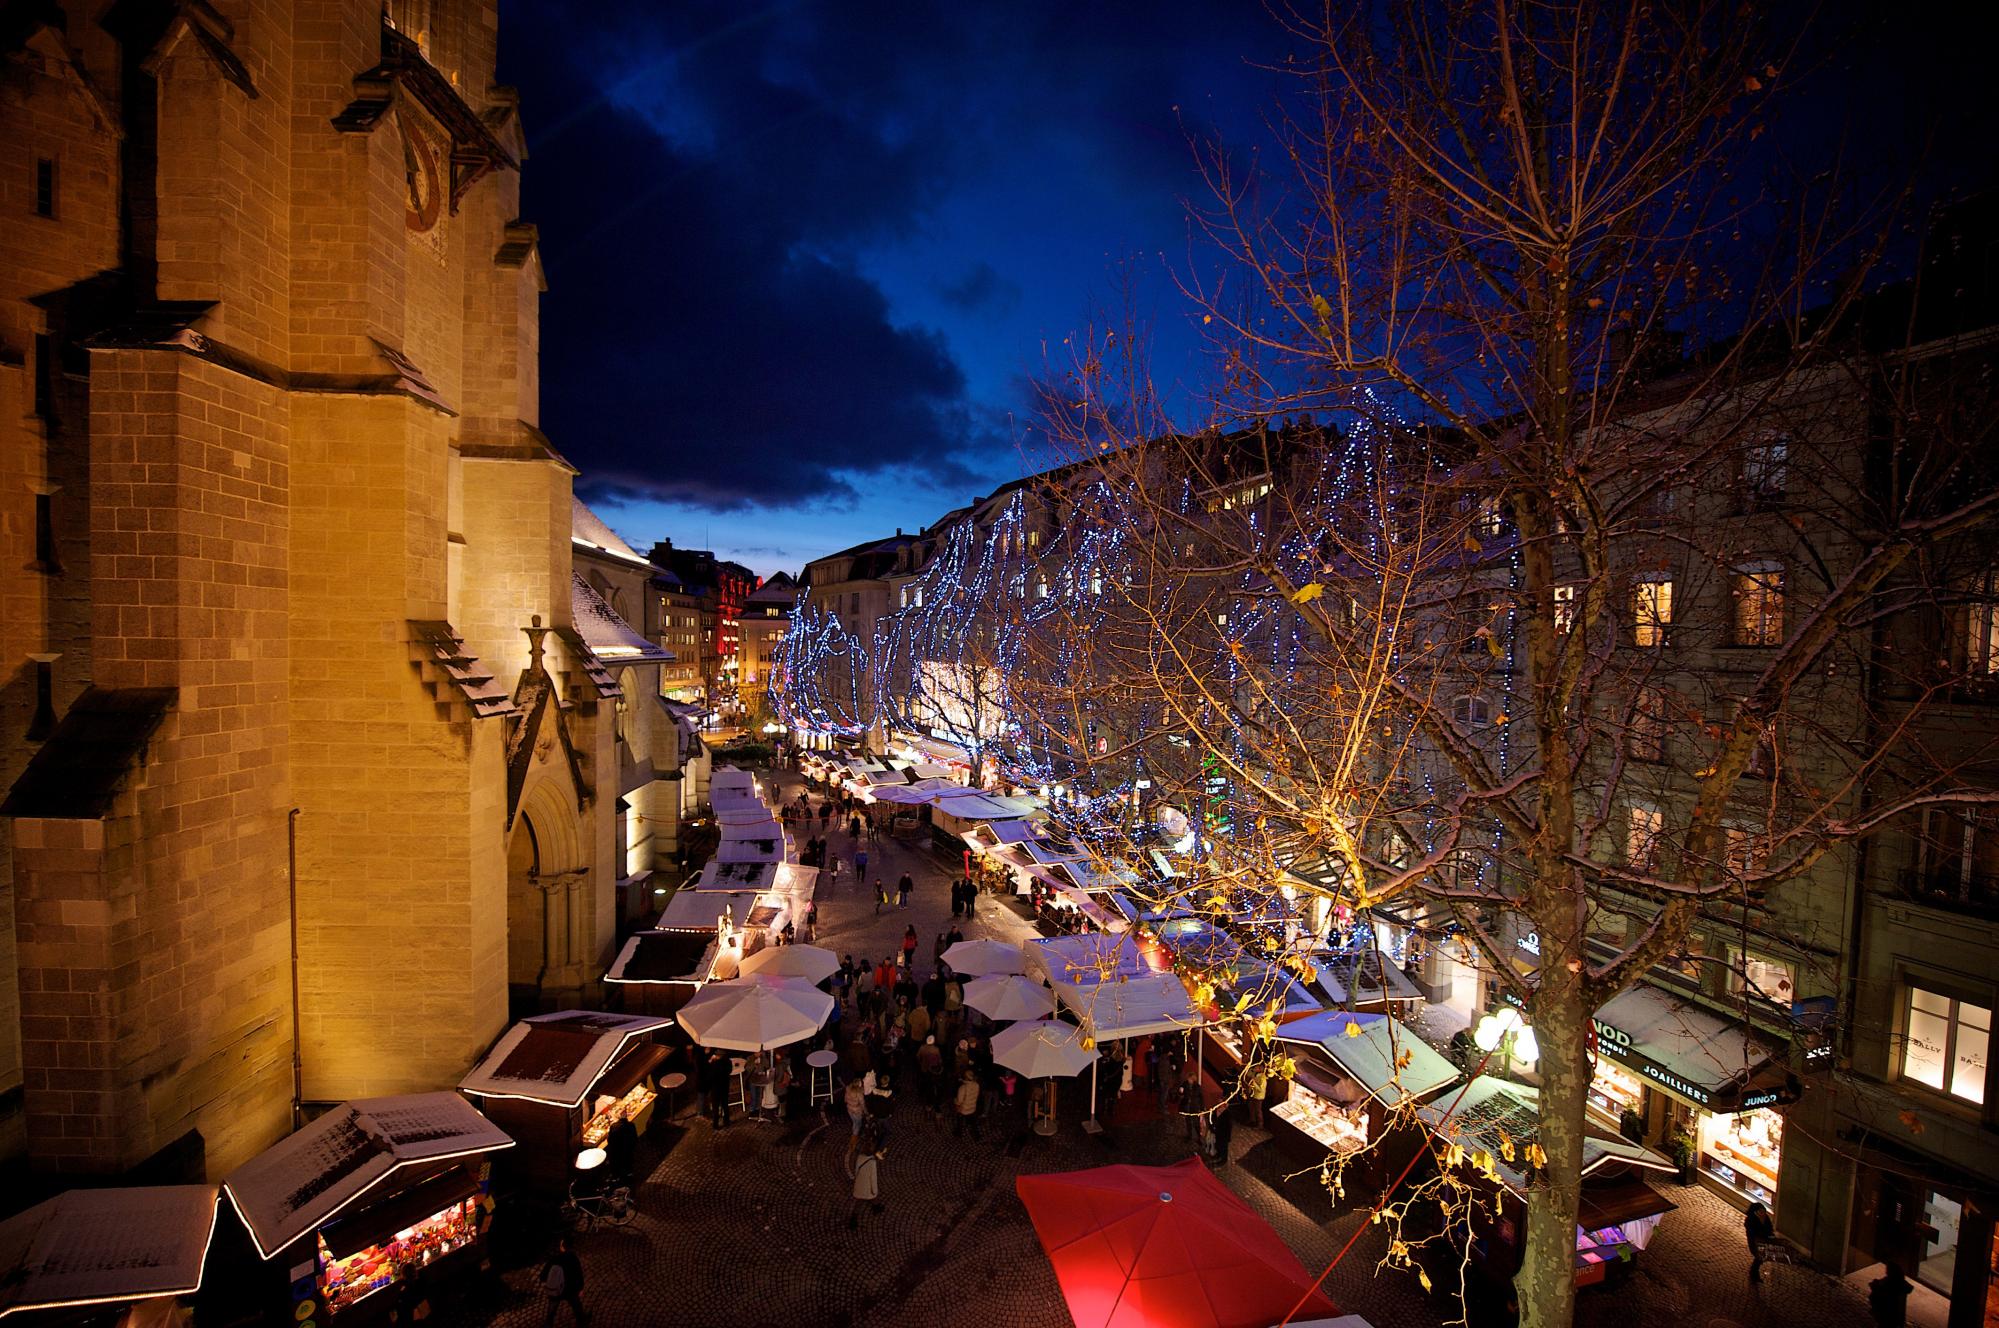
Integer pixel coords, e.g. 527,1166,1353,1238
458,1010,673,1107
1275,1010,1459,1107
0,1185,219,1318
1050,972,1205,1042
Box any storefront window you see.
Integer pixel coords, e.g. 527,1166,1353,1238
1919,1191,1963,1295
1902,985,1990,1105
1587,1058,1644,1123
1728,950,1796,1008
1697,1107,1782,1207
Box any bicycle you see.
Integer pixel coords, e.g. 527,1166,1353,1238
559,1181,635,1231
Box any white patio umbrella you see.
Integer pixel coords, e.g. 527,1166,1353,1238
963,974,1056,1022
992,1018,1098,1135
677,977,834,1052
737,943,840,984
942,938,1024,976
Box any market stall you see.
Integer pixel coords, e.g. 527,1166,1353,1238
1310,949,1428,1010
222,1093,512,1322
604,928,723,1015
458,1011,672,1186
0,1185,219,1322
1023,932,1159,987
1269,1011,1459,1157
1415,1075,1678,1290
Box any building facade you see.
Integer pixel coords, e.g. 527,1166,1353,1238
0,0,676,1179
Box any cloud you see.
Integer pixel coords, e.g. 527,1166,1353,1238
939,261,1022,314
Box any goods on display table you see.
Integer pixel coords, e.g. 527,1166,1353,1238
316,1174,482,1315
1271,1090,1368,1153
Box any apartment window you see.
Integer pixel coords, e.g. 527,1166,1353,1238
1728,948,1795,1006
1632,577,1673,647
1028,530,1040,548
1918,806,1999,903
1627,804,1664,872
1553,584,1576,634
1474,495,1504,537
1630,686,1669,762
1732,562,1785,647
1902,984,1989,1105
34,157,55,218
1742,436,1788,510
1452,694,1490,727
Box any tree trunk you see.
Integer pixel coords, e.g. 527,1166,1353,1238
1519,961,1589,1328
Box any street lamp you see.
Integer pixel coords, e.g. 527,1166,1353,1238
1472,1006,1539,1079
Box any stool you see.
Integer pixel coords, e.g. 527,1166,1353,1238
658,1071,688,1119
728,1058,748,1113
806,1048,840,1107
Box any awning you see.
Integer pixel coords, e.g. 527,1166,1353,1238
1578,1174,1677,1230
319,1167,480,1261
1274,1011,1459,1106
1313,951,1426,1006
592,1042,669,1101
1590,985,1785,1112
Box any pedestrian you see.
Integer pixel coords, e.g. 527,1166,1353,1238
848,1135,886,1229
906,1001,932,1048
851,814,863,839
897,872,914,908
1869,1261,1912,1327
820,803,831,829
803,899,818,944
539,1237,589,1326
1241,1059,1268,1127
605,1112,638,1186
853,958,873,1010
827,853,841,887
1209,1103,1235,1164
703,1049,733,1129
950,879,963,918
901,926,919,965
952,1068,982,1139
874,878,888,916
922,967,945,1014
917,1035,946,1109
932,932,948,970
1745,1201,1774,1284
843,1074,869,1172
855,847,869,880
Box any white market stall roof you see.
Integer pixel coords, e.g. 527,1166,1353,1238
716,837,786,865
658,887,784,932
695,860,779,891
710,766,758,791
0,1185,219,1319
458,1010,673,1107
718,813,784,838
603,929,719,985
1054,858,1140,894
1023,932,1156,986
716,805,780,827
1051,973,1205,1041
963,819,1042,852
1312,950,1427,1006
711,791,768,818
223,1094,512,1260
1274,1010,1459,1107
931,792,1032,825
1415,1076,1676,1196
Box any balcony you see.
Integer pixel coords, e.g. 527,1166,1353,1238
1895,868,1999,921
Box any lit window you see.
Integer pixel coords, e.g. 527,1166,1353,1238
1962,568,1999,677
1554,584,1576,634
1732,562,1784,647
1632,577,1673,647
1452,694,1489,727
1902,985,1989,1105
1627,805,1664,872
1729,948,1794,1006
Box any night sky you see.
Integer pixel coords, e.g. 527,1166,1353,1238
498,1,1285,576
498,2,1994,579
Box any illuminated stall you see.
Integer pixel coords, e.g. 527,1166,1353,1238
1270,1010,1460,1157
458,1011,673,1187
222,1093,513,1323
1416,1076,1678,1290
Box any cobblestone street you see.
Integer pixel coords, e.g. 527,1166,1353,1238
439,769,1892,1328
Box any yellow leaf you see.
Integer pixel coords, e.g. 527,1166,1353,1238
1291,581,1326,605
1343,1018,1363,1038
1417,1267,1433,1292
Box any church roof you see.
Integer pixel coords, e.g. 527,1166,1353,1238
571,573,674,668
571,497,657,571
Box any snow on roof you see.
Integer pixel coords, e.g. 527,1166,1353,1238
458,1011,673,1107
0,1185,218,1317
1022,932,1156,986
222,1094,512,1260
570,573,673,665
570,497,657,570
1275,1011,1459,1106
1050,973,1204,1041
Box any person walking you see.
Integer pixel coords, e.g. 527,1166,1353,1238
855,847,869,881
1745,1201,1775,1284
874,878,888,916
827,853,841,888
897,872,914,908
702,1049,732,1129
1209,1103,1235,1165
901,925,919,966
848,1136,886,1230
917,1035,945,1110
842,1075,869,1174
539,1237,589,1326
1869,1262,1912,1327
952,1068,982,1139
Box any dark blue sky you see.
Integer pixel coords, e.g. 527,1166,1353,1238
499,1,1286,576
498,2,1995,579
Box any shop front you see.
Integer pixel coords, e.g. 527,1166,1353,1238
459,1010,674,1188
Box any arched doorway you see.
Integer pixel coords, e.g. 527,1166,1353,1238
505,779,586,1017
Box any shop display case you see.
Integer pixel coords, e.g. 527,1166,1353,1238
1270,1088,1367,1153
1587,1060,1644,1123
317,1192,479,1315
581,1082,657,1147
1698,1107,1781,1206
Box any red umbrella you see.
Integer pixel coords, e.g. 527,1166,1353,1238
1016,1157,1339,1328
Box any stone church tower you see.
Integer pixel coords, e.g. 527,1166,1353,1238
0,0,647,1178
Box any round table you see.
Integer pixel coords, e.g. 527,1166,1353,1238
806,1049,840,1106
658,1070,688,1119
